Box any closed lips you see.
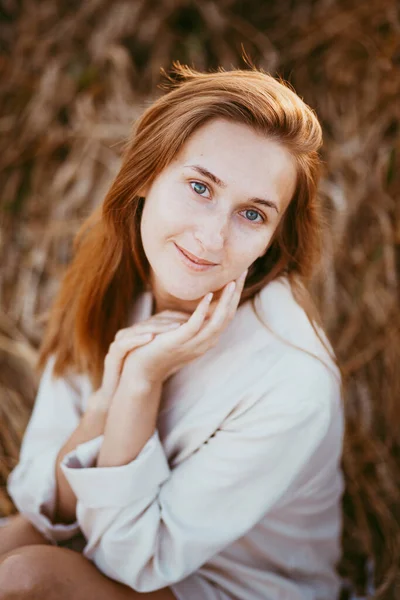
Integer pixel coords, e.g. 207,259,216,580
176,244,217,265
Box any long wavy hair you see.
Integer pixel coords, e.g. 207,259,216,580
37,62,339,390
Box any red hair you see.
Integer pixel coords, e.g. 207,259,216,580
38,63,338,389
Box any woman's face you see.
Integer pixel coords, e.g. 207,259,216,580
140,118,297,314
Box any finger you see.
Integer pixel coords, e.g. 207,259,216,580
101,333,155,398
184,290,217,330
115,317,187,340
227,269,248,319
156,291,214,345
144,271,246,351
125,321,183,337
108,323,184,364
186,274,244,352
159,310,193,319
191,280,236,331
195,281,237,342
205,270,247,330
105,321,183,392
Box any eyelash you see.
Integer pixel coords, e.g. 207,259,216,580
189,181,266,224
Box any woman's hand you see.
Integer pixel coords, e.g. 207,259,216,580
114,269,248,393
89,310,192,412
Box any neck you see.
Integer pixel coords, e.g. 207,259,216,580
151,289,201,317
148,273,223,318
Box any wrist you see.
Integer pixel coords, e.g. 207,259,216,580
85,389,110,414
111,378,162,418
80,402,108,436
98,379,161,468
113,375,161,403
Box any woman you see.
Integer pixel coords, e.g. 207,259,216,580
0,64,345,599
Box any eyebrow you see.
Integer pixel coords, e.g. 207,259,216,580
184,164,280,215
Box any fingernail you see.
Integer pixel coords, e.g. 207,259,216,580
205,292,213,303
240,269,248,280
168,323,181,329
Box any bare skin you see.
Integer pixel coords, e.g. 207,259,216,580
0,514,50,555
0,516,176,599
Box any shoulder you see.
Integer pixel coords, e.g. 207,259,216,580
230,276,344,424
255,275,320,343
37,354,93,410
266,347,342,413
223,275,341,400
231,345,342,422
241,275,338,373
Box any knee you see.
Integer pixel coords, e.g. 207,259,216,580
0,547,53,599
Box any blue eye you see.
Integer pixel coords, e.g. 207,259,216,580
190,181,265,224
242,209,264,224
191,181,209,196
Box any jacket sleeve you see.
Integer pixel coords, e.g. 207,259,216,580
7,355,83,543
60,357,343,592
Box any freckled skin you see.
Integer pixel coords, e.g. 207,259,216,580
140,118,297,316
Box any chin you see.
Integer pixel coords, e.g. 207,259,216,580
163,280,208,302
149,253,220,302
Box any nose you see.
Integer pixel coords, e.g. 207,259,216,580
194,213,228,255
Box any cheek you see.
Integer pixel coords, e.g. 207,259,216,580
156,195,195,236
141,193,193,251
222,238,266,284
255,226,275,257
231,229,271,264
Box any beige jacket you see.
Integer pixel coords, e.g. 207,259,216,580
7,275,345,599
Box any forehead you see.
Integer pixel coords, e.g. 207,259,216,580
173,118,297,208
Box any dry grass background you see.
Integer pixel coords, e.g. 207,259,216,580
0,0,399,597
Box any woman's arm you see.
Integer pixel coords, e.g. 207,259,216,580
6,355,84,543
8,312,191,538
96,381,161,468
53,395,108,524
60,355,342,593
53,313,189,522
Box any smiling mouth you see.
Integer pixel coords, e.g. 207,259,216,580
174,244,218,273
174,243,218,266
